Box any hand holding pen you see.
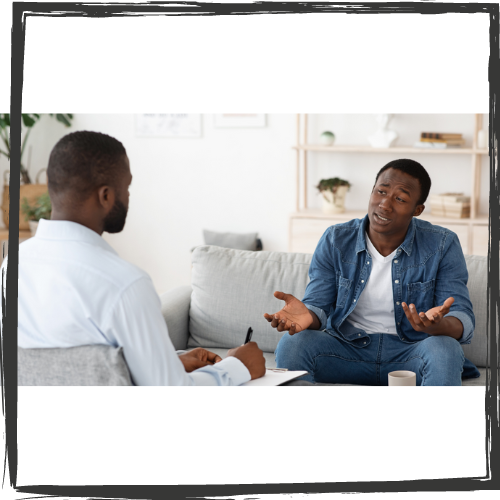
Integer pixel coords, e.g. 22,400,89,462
226,326,265,380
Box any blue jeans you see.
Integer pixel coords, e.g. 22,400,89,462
275,330,465,386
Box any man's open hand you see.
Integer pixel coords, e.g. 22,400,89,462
402,297,455,335
178,348,222,372
263,291,314,335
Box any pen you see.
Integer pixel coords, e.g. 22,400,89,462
244,327,253,344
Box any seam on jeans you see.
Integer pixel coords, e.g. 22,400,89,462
419,355,427,385
381,354,422,364
312,353,377,364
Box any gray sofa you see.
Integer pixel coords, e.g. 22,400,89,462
161,245,492,386
18,245,493,386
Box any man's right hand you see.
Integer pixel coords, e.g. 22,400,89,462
263,291,317,335
227,342,266,380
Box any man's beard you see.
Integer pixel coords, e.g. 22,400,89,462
103,198,128,233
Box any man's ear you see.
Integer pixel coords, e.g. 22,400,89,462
413,204,425,217
97,185,115,211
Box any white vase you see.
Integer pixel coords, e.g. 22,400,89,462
368,114,398,148
28,220,39,236
321,185,348,214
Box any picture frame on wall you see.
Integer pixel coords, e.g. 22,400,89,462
214,114,266,128
135,114,201,137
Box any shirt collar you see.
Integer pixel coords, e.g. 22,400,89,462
399,217,416,256
355,215,370,254
355,214,416,257
35,219,118,256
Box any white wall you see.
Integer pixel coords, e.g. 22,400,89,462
1,113,489,294
76,114,297,294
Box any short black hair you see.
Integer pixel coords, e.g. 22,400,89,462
375,159,431,205
47,131,127,202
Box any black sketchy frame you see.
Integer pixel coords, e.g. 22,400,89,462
2,2,499,499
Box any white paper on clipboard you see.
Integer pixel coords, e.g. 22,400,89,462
241,369,309,386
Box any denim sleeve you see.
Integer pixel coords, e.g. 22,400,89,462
436,232,475,344
302,227,338,331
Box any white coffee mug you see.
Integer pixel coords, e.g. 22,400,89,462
388,370,416,386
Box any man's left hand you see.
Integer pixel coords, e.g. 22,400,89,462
402,297,455,335
178,348,223,372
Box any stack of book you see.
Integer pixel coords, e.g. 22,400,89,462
429,193,470,218
414,132,465,149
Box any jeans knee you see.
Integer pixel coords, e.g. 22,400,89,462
275,330,314,369
422,335,464,364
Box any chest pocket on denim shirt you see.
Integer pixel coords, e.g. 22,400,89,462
407,279,435,312
336,276,353,308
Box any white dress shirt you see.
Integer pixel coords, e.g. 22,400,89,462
4,219,250,386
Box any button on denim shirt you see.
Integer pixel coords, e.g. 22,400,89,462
303,215,475,347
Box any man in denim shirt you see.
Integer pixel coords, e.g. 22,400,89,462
265,159,479,386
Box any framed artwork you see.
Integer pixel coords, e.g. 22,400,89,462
135,114,201,137
214,113,266,128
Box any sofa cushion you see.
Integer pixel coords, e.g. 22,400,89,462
160,285,193,351
18,345,133,386
189,246,312,352
203,230,259,251
461,255,489,368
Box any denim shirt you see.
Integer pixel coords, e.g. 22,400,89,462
303,215,475,348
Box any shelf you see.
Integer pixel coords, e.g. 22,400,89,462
292,114,488,255
293,145,489,155
291,209,489,225
0,229,32,239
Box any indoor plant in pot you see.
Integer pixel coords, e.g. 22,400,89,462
0,113,72,229
21,191,52,235
316,177,351,214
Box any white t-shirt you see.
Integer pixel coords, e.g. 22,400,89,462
346,233,398,334
3,219,251,386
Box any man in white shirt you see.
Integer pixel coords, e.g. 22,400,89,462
9,130,266,385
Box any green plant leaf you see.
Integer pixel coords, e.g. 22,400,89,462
316,177,351,193
49,114,73,127
22,114,38,128
21,192,51,222
54,114,72,127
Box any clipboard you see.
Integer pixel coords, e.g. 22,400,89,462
241,368,309,386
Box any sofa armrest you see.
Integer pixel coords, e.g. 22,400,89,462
160,285,192,351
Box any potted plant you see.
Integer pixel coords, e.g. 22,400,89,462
320,131,335,146
316,177,351,214
0,113,72,229
21,192,52,235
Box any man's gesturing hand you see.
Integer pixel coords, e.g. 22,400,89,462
402,297,456,335
227,342,266,380
263,291,315,335
179,348,222,373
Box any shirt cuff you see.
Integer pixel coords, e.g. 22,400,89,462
217,356,251,385
446,311,474,344
192,356,251,386
305,305,328,331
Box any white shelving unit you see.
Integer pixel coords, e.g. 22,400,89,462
289,114,489,256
